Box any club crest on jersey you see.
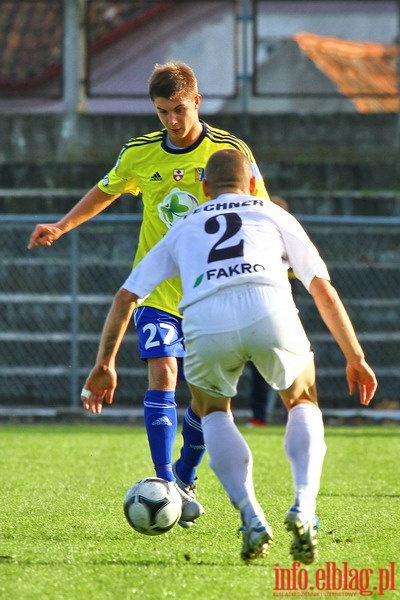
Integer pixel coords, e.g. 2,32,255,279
173,169,185,181
158,187,199,228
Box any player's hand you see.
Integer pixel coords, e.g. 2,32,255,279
346,360,377,406
27,224,63,249
80,364,117,414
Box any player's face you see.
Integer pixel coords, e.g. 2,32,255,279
153,93,203,147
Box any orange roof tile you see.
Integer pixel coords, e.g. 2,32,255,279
294,32,399,113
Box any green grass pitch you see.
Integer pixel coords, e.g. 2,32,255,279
0,423,399,599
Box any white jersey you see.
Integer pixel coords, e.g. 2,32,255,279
122,193,330,313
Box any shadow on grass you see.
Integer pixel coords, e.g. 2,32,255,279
4,556,257,568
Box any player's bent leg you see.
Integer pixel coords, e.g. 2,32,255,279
278,360,318,411
188,384,232,417
169,372,206,526
143,387,177,482
144,357,180,482
278,361,326,564
135,308,204,526
173,404,206,498
145,358,205,526
201,410,273,563
147,356,179,390
190,385,272,562
172,403,206,528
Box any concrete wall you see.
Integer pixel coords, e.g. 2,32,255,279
0,113,399,214
1,112,399,163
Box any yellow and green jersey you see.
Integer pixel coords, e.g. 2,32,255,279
98,120,269,316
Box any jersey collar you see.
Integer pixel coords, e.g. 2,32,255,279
162,120,207,154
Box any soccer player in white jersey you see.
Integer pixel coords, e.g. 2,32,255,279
27,63,269,527
79,148,377,563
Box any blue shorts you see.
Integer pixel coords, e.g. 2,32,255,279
134,306,185,360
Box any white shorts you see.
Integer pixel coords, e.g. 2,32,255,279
182,284,314,398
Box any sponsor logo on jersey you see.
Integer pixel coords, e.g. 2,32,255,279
193,263,266,287
150,171,163,181
158,187,199,228
173,169,184,181
195,168,205,182
102,174,109,186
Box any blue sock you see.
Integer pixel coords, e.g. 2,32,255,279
144,390,177,482
175,406,206,484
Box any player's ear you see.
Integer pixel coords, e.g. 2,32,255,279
203,178,211,197
249,176,256,194
194,94,202,109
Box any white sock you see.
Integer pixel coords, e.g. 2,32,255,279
202,411,266,527
284,403,326,516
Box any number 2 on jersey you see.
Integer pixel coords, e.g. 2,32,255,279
205,213,244,263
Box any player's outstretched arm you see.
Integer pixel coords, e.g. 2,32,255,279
309,277,377,406
81,288,139,414
27,185,120,249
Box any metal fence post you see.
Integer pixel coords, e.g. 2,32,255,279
69,228,80,407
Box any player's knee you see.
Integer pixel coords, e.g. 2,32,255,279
278,367,318,410
148,357,178,389
189,384,230,417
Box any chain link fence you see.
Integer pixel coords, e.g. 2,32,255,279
1,214,400,415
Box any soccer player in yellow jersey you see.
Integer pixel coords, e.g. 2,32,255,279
28,62,269,526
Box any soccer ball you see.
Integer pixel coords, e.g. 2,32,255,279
123,477,182,536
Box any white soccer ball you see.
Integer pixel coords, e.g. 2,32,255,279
123,477,182,536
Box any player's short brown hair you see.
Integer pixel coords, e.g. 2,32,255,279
148,62,198,101
205,149,253,193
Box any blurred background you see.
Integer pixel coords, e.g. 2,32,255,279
1,0,399,420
